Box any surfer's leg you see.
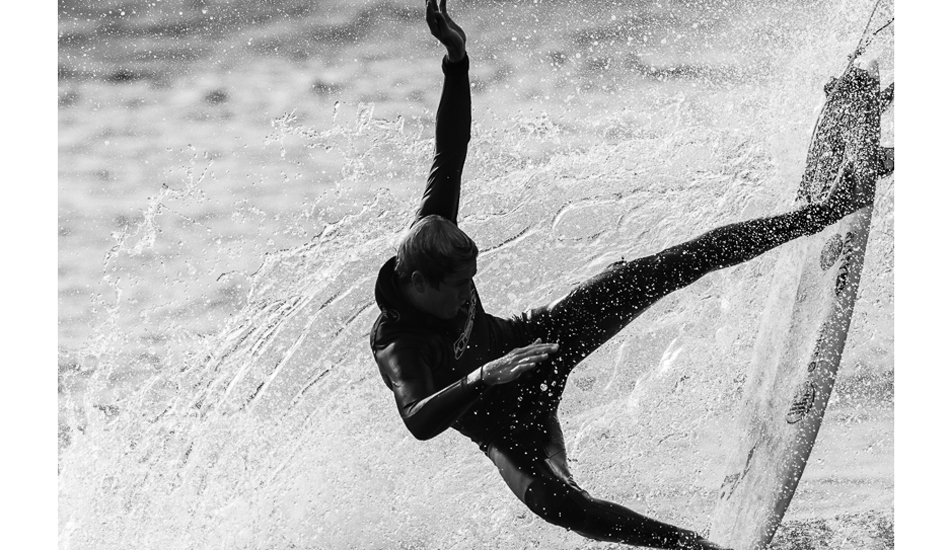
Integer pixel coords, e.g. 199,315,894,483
486,415,703,549
517,175,859,410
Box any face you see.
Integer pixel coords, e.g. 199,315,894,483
414,261,477,320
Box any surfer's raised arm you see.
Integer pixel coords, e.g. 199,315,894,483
415,0,470,224
371,0,559,442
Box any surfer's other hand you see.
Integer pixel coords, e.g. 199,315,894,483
479,339,558,386
426,0,466,62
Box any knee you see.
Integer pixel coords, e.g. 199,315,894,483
523,477,588,531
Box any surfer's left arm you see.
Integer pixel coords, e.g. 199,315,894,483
415,0,470,225
375,341,488,440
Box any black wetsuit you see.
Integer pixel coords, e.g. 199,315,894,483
370,55,844,549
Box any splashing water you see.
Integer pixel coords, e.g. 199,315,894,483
58,1,893,548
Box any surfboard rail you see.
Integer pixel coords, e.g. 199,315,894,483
707,10,892,546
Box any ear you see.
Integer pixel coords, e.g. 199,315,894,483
410,270,430,293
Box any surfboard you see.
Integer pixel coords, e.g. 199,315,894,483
707,14,894,550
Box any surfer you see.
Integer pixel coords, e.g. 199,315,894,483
370,2,872,549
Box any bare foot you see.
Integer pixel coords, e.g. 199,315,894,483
823,162,873,219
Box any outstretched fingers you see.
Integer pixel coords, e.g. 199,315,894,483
515,339,559,364
426,0,445,39
482,340,560,385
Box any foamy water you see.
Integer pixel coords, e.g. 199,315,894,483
58,1,893,548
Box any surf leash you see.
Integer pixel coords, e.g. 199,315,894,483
846,0,894,72
803,0,893,172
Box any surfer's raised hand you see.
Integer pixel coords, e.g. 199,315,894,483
478,339,558,386
426,0,466,62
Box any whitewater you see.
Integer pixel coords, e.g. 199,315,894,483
57,1,893,548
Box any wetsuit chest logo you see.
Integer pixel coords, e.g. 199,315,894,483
453,288,477,359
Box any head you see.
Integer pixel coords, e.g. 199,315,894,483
395,215,478,319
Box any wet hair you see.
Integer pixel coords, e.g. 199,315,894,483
395,215,478,288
